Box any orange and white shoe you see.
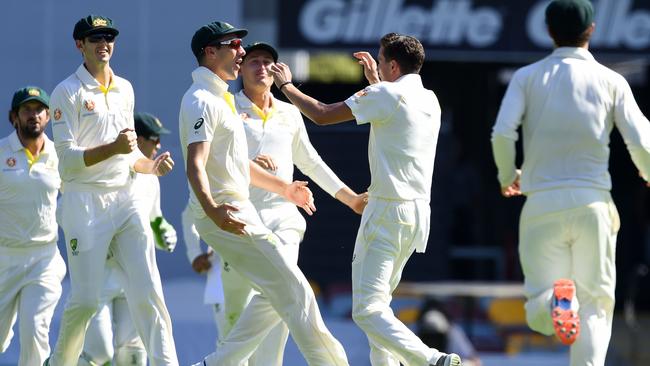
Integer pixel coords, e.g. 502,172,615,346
551,279,580,345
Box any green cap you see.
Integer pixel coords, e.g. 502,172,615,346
134,112,170,139
73,15,119,40
244,42,278,62
191,21,248,58
545,0,594,39
11,86,50,110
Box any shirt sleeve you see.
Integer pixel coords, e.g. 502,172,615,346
50,84,87,175
184,101,217,146
344,83,400,125
613,76,650,181
291,109,346,197
491,70,526,187
181,203,203,264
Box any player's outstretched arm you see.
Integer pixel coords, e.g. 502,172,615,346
270,62,354,126
249,160,316,215
335,188,368,215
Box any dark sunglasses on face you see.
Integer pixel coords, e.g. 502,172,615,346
206,38,242,50
87,33,116,43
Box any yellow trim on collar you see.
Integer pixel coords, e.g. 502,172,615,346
223,92,237,115
23,148,40,168
250,102,276,127
98,81,115,95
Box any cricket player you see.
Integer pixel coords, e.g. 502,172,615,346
182,21,349,366
79,112,177,366
214,42,366,366
491,1,650,365
270,33,462,366
47,15,178,365
0,87,66,366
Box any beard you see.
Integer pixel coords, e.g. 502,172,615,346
18,119,43,139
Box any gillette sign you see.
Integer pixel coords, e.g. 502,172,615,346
279,0,650,59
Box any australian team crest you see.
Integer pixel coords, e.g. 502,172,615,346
84,99,95,112
70,238,79,256
6,157,16,167
54,108,62,121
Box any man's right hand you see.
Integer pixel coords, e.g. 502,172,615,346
192,252,212,273
205,203,247,236
113,128,137,154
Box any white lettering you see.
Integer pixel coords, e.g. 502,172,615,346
299,0,503,47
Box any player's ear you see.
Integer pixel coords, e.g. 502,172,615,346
75,39,84,51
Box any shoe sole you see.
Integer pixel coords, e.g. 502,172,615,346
552,279,580,345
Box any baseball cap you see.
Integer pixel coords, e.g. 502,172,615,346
244,42,278,62
191,21,248,58
73,15,119,40
545,0,594,39
134,113,171,139
11,86,50,110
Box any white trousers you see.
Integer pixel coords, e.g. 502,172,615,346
81,260,145,365
196,200,348,366
519,188,619,366
351,198,441,366
0,244,66,366
51,188,178,366
220,203,305,366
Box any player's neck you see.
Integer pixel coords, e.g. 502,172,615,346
84,62,112,87
17,132,45,157
243,87,273,112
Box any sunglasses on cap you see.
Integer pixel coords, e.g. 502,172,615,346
206,38,242,50
87,33,116,43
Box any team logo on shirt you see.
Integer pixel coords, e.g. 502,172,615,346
84,99,95,112
194,117,205,130
70,238,79,256
354,88,368,99
53,108,62,121
239,112,249,121
6,157,16,167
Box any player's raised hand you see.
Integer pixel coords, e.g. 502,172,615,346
113,128,137,154
270,62,293,89
353,52,380,84
501,169,522,198
285,180,316,215
206,203,246,236
153,151,174,176
253,154,277,171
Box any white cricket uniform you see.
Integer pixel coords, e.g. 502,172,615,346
180,66,348,366
81,173,162,365
344,73,443,366
181,202,227,347
50,64,178,366
213,90,347,366
0,132,66,366
492,47,650,366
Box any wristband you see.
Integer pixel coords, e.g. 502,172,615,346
279,81,292,90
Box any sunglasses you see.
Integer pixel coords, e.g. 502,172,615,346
206,38,242,50
87,33,116,43
146,135,161,144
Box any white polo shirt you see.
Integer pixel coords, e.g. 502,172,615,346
345,74,441,201
492,47,650,193
0,132,60,248
179,67,250,218
235,90,345,207
50,64,143,192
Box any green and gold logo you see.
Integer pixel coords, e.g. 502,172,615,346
27,88,40,96
70,238,79,256
92,18,108,27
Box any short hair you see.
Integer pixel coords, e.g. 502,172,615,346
380,33,425,74
548,26,592,47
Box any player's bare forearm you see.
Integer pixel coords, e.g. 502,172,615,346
84,127,136,166
335,187,368,215
270,62,354,125
134,152,174,176
249,160,288,195
186,143,219,213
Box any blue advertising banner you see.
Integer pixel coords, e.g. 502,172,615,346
278,0,650,61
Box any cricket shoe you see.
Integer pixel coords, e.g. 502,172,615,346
551,278,580,345
432,353,462,366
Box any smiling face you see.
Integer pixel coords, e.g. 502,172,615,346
11,100,50,139
241,49,275,92
76,33,115,67
204,35,246,81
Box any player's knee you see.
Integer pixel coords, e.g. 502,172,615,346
352,304,381,328
114,345,147,365
67,298,102,319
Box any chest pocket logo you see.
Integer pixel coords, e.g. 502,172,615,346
194,117,205,130
6,157,16,168
84,99,95,112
